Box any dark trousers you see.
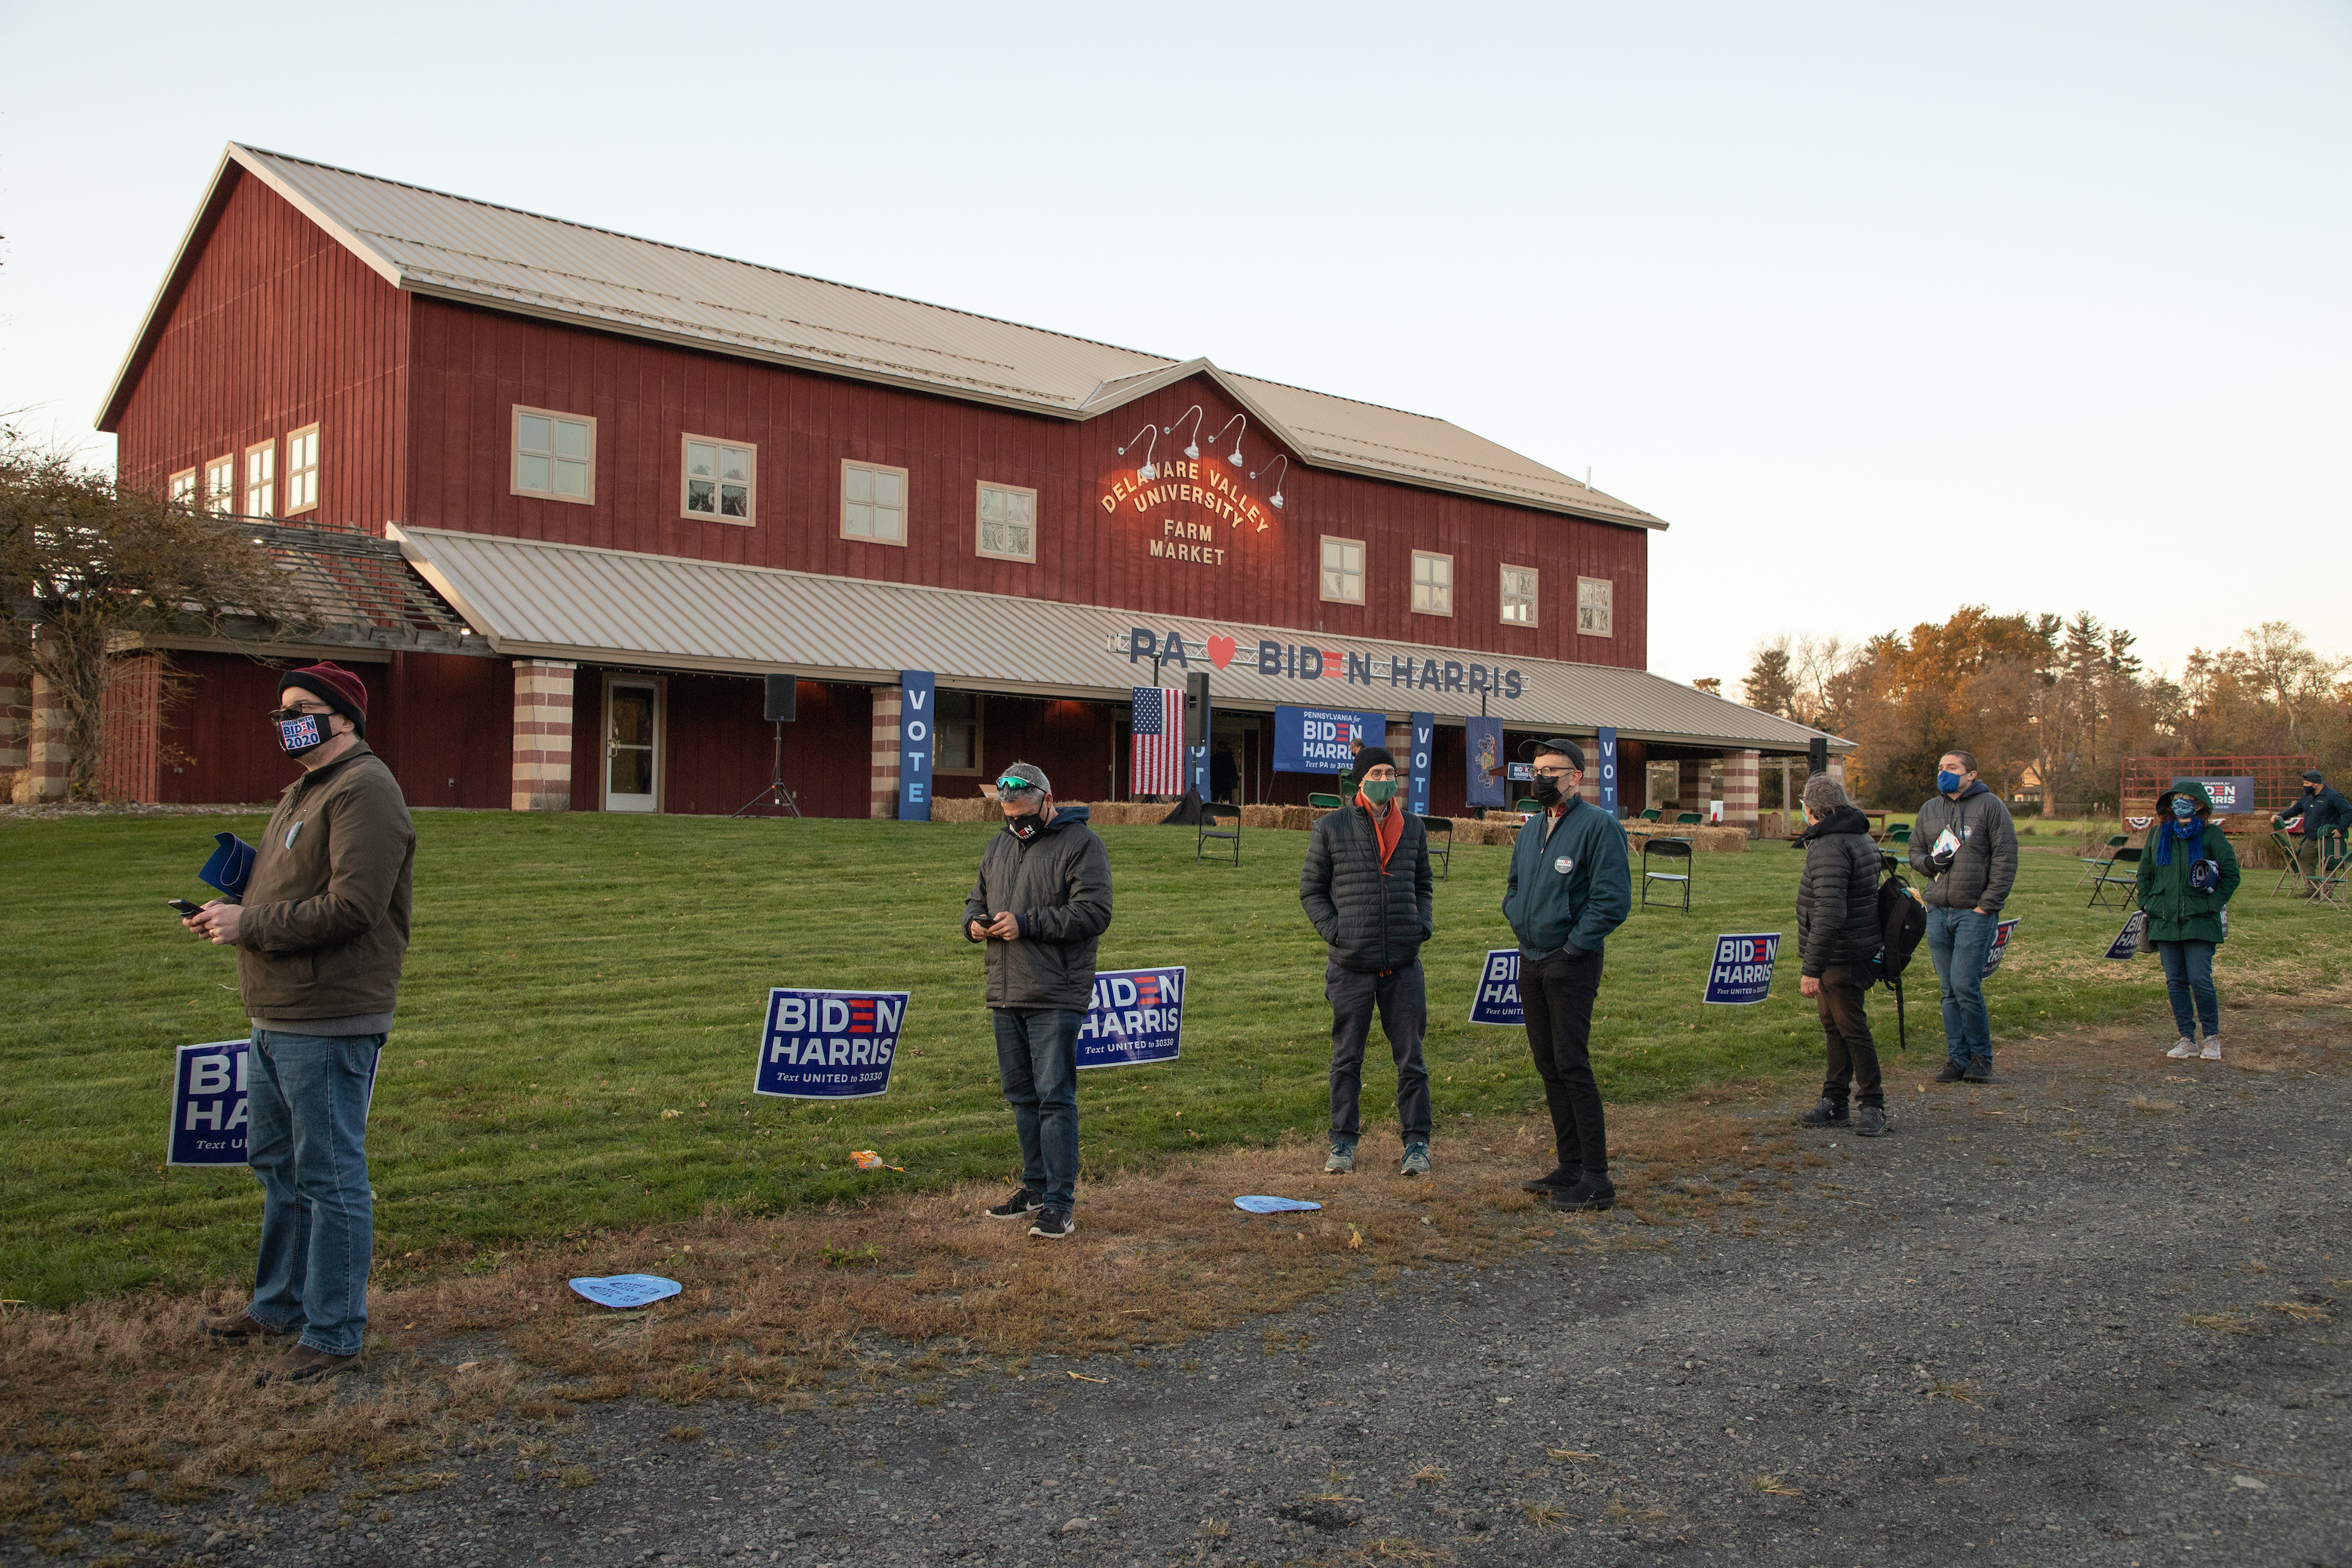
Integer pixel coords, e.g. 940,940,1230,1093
1520,948,1609,1179
1815,963,1882,1108
1326,959,1432,1141
2153,939,2220,1040
990,1008,1081,1212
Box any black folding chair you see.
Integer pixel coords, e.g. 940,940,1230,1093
1641,837,1694,911
2088,845,2141,908
1196,801,1240,867
1420,815,1453,880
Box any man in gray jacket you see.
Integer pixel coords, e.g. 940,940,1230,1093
963,763,1113,1239
1907,748,2018,1083
1793,773,1888,1136
1300,746,1435,1177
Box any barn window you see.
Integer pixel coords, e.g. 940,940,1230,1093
168,468,198,506
1411,550,1453,616
935,690,983,773
285,424,320,513
242,441,276,518
1577,576,1613,637
205,455,236,513
841,460,907,544
682,435,755,524
1319,536,1364,605
1500,565,1539,626
513,406,596,504
975,482,1036,562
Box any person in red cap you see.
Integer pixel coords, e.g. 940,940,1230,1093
182,661,415,1384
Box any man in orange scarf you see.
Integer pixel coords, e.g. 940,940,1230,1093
1300,746,1437,1175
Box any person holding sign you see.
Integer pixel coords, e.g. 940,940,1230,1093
1792,775,1888,1137
1300,746,1436,1175
179,663,415,1385
2136,780,2242,1061
1908,748,2017,1085
2274,769,2350,877
1502,738,1632,1211
963,764,1113,1239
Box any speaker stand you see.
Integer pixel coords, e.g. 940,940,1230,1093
730,723,804,818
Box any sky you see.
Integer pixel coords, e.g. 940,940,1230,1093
2,1,2345,691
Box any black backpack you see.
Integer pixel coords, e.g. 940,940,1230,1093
1870,856,1928,1049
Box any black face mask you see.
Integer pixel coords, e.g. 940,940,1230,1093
1531,775,1563,807
1005,812,1045,842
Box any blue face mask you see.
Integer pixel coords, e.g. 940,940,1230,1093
2171,798,2197,820
1935,770,1964,795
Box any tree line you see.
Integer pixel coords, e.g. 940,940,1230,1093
1740,610,2350,813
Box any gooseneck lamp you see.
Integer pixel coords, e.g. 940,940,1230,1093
1164,405,1205,460
1118,423,1160,482
1251,453,1289,510
1207,413,1248,467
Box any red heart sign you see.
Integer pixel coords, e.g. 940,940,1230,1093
1206,635,1236,669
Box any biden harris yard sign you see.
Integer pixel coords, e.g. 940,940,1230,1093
1078,966,1184,1069
169,1037,381,1166
1703,933,1782,1005
1468,950,1524,1026
755,989,909,1100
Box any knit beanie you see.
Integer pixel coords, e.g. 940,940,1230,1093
280,662,368,737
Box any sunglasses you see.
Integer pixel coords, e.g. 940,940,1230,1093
268,705,334,724
996,776,1040,794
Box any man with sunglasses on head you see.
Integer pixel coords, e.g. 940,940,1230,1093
182,662,415,1385
1502,738,1631,1211
965,764,1113,1239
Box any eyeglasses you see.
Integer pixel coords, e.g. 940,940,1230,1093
996,776,1040,795
268,703,333,723
1533,764,1576,777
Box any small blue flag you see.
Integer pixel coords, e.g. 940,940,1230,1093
568,1275,682,1309
200,832,256,897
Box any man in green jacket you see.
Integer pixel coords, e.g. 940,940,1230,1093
1502,738,1632,1211
184,662,415,1384
2136,780,2242,1061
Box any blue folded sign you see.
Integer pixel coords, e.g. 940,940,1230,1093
568,1275,682,1309
200,832,257,898
1234,1195,1323,1214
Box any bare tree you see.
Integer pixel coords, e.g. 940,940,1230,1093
2238,620,2348,755
1741,635,1796,716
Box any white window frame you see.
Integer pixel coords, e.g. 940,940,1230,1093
934,689,985,776
1500,564,1539,627
512,406,597,505
1319,535,1365,605
681,433,756,525
205,455,236,513
242,440,276,519
168,467,198,507
841,458,908,546
1577,575,1614,638
602,673,665,813
974,480,1037,563
1410,550,1454,617
284,423,320,514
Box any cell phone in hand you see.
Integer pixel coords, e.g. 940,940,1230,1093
167,898,205,918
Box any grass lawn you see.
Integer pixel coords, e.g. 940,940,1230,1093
4,810,2341,1309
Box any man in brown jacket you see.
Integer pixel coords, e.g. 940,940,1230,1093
185,662,415,1383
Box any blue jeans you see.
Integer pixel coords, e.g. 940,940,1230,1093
245,1028,381,1356
991,1009,1080,1213
1924,906,1996,1066
2154,940,2219,1041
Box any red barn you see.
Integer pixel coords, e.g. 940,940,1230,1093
51,142,1840,824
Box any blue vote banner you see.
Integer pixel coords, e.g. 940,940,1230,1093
1467,949,1524,1026
1596,727,1620,815
1465,717,1508,807
1407,712,1435,816
898,670,935,821
169,1037,381,1166
2172,775,2256,814
1078,966,1184,1069
2104,911,2146,961
1981,918,2021,978
1703,933,1782,1005
1270,706,1378,774
755,988,909,1099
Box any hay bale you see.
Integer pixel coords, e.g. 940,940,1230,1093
929,795,998,824
1239,804,1288,830
1280,804,1317,833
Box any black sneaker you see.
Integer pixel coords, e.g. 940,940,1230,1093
1854,1104,1888,1138
1934,1061,1967,1083
985,1187,1038,1220
1520,1165,1577,1194
1027,1209,1075,1239
1962,1060,1994,1084
1796,1097,1850,1128
1550,1179,1615,1214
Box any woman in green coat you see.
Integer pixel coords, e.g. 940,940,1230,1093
2135,780,2242,1061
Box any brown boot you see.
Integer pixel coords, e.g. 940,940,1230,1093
202,1310,291,1344
256,1343,361,1386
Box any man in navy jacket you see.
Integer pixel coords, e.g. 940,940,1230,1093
1502,738,1632,1211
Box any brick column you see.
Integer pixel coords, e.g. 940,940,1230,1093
1722,749,1760,835
870,686,902,819
0,621,26,782
24,667,69,803
1827,754,1848,792
510,660,577,811
1676,758,1709,816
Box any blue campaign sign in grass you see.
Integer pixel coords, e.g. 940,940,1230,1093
168,1040,253,1166
755,989,909,1100
1079,966,1184,1070
1468,949,1523,1026
1704,933,1782,1005
2104,911,2147,961
1983,918,2023,978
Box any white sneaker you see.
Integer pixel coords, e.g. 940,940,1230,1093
2200,1040,2222,1061
2166,1039,2197,1058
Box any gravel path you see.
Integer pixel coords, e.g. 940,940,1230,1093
33,1029,2349,1568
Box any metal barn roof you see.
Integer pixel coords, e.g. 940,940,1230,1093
101,145,1665,531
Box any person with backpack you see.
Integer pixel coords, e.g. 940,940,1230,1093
2136,779,2242,1061
1792,773,1889,1136
1909,748,2019,1083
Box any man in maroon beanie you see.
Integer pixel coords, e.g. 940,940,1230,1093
183,661,415,1384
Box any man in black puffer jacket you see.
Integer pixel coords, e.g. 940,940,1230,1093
1793,773,1888,1138
1300,746,1435,1177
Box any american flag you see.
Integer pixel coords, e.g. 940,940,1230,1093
1131,686,1188,796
